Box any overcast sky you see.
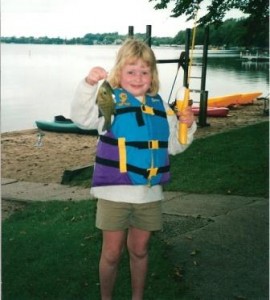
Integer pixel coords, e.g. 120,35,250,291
1,0,245,38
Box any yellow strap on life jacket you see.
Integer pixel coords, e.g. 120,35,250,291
118,137,127,173
147,167,158,179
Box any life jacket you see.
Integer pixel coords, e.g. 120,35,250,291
92,88,171,187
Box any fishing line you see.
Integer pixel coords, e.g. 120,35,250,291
167,53,182,104
167,4,199,104
187,7,199,86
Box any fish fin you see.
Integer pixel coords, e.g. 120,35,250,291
98,109,103,118
102,120,111,132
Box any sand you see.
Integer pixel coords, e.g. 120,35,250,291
1,99,268,185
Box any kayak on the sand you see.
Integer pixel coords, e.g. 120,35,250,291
35,115,98,135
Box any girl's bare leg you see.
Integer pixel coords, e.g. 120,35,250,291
127,227,151,300
99,230,126,300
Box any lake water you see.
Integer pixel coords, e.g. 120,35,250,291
1,43,269,132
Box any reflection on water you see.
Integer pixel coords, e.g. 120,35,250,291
197,57,269,76
241,61,270,71
1,44,269,132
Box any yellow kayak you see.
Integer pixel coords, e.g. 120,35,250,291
208,92,262,107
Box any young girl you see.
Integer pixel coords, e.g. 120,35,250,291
71,39,196,300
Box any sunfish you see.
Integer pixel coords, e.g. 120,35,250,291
96,81,115,131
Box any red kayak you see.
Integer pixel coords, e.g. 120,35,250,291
192,106,229,117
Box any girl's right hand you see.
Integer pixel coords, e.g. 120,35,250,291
85,67,108,86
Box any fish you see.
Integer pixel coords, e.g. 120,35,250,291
96,80,115,131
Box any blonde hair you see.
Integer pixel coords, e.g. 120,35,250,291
108,39,159,96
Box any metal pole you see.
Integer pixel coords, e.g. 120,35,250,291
200,26,209,93
128,26,134,38
198,26,210,127
184,29,191,88
198,90,209,127
146,25,152,47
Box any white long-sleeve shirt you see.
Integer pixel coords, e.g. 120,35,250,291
70,79,197,203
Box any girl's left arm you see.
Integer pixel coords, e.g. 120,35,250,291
165,102,197,155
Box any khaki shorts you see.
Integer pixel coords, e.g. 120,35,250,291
96,199,162,232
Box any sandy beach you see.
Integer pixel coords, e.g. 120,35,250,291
1,99,268,185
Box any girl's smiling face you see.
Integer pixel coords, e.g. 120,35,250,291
120,59,152,97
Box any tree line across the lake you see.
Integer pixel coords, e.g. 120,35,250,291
1,18,269,49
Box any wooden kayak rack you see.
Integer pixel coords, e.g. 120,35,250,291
128,25,210,127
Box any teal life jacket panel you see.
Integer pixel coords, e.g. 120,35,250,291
92,88,171,187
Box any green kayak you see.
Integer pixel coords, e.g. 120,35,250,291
35,116,98,135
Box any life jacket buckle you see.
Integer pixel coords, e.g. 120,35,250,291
147,167,158,178
149,140,159,149
141,105,154,115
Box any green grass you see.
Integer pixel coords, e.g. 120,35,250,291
2,201,185,300
166,121,269,197
2,122,269,299
67,121,269,197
